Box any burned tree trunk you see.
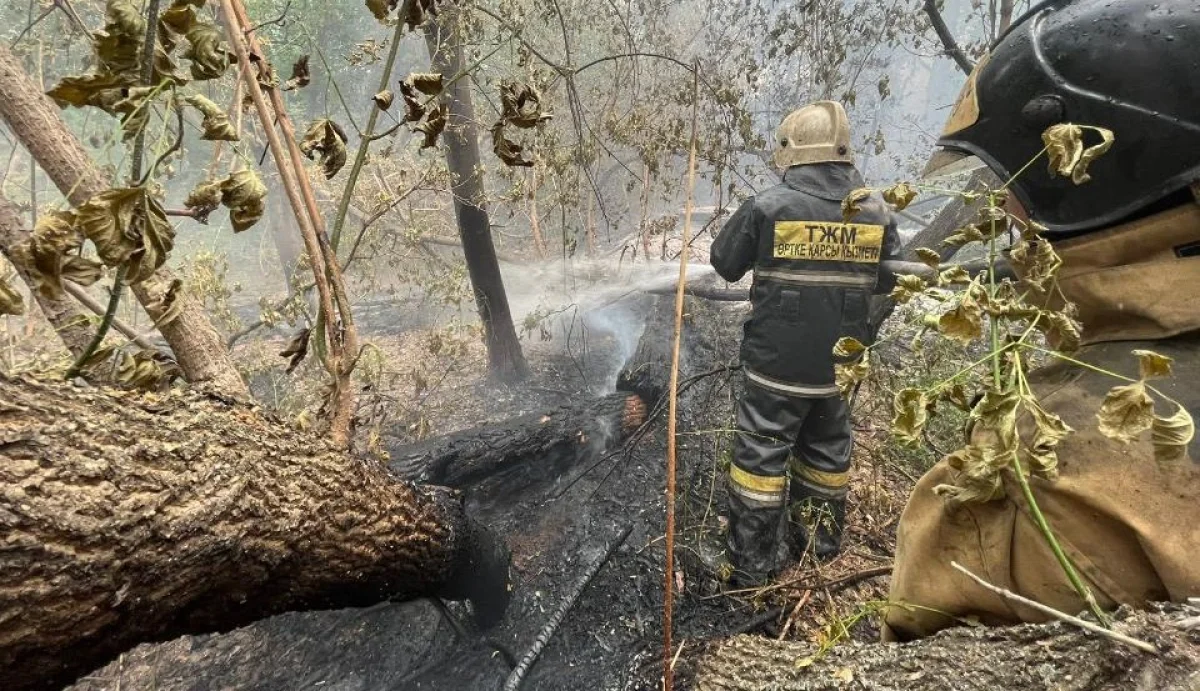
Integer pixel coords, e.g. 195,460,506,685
390,393,648,487
0,376,507,691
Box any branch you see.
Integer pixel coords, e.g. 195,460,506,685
923,0,974,75
950,562,1156,654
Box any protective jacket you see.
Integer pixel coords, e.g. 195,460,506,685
710,163,902,397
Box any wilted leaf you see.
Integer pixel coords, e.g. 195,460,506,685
27,210,84,299
938,265,971,285
283,55,311,91
914,247,940,269
1043,123,1084,180
1071,127,1114,184
153,278,186,327
366,0,398,21
410,72,443,95
835,351,870,399
184,178,223,222
219,170,267,232
300,119,349,178
892,388,928,445
414,104,447,149
184,93,238,141
373,89,394,110
841,187,871,222
95,0,146,79
116,349,182,391
1025,398,1073,479
1152,405,1194,463
888,273,927,304
60,256,103,288
933,444,1004,504
46,73,130,111
832,667,854,683
280,328,311,374
112,86,156,140
499,80,552,129
943,224,985,248
0,273,24,316
74,187,175,284
833,336,866,358
491,122,533,167
1097,381,1154,443
1132,349,1173,380
973,205,1009,239
1009,237,1061,293
882,182,917,211
181,19,230,81
401,0,438,30
1035,310,1081,353
937,292,983,345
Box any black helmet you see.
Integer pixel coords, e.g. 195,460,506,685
924,0,1200,238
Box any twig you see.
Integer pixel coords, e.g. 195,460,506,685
244,0,291,35
924,0,974,75
661,62,699,691
716,565,893,600
64,283,156,350
950,561,1156,654
502,523,633,691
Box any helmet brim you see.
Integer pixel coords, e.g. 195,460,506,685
921,148,988,181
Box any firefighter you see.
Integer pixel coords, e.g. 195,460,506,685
710,101,902,586
884,0,1200,639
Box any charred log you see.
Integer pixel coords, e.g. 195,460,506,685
0,376,508,691
389,392,648,487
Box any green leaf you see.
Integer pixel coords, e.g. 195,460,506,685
300,119,349,179
1152,404,1194,463
219,170,267,232
882,182,918,211
1097,381,1154,443
1132,349,1173,380
184,94,238,141
841,188,871,223
892,388,928,445
937,293,983,345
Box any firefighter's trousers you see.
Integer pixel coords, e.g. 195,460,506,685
726,381,852,582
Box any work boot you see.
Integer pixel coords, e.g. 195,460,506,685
726,494,790,588
788,487,847,562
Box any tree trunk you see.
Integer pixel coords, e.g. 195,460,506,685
0,375,508,691
0,195,93,357
689,607,1199,690
424,19,529,383
0,43,250,400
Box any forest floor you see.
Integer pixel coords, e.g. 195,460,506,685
65,279,928,690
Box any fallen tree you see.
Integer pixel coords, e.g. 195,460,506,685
0,375,508,691
689,605,1200,691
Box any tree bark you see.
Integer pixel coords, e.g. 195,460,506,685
425,18,529,383
924,0,974,75
0,43,250,400
0,375,508,691
0,195,93,357
690,607,1199,690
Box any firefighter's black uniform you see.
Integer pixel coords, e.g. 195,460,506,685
710,162,901,583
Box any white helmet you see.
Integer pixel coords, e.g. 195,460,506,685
773,100,853,169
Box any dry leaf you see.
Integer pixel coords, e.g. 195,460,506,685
366,0,398,21
841,188,871,222
27,210,84,299
938,265,971,285
1043,124,1084,179
835,350,870,399
280,328,311,374
95,0,146,79
1132,349,1173,380
491,122,533,167
73,187,175,284
60,256,103,288
937,292,983,345
914,247,940,268
282,55,311,91
184,178,224,222
1035,310,1081,353
942,224,985,247
184,94,238,141
1071,127,1114,184
1097,381,1154,443
415,104,447,149
832,336,866,358
0,273,24,316
1152,405,1194,463
499,80,552,129
888,274,927,304
219,170,267,232
373,89,394,110
181,19,230,81
892,388,928,445
832,667,854,683
882,182,917,211
300,119,349,179
1025,398,1073,479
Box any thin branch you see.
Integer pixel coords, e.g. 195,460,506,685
924,0,975,75
244,0,291,35
950,561,1156,654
